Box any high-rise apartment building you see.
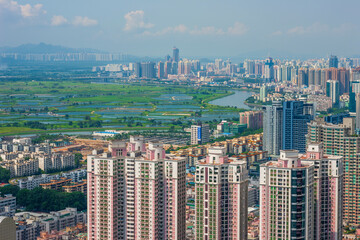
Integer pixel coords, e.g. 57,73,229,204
239,111,263,129
297,68,308,87
356,94,360,132
326,80,340,107
157,61,164,79
164,61,172,78
282,101,314,152
259,85,267,102
263,101,283,155
263,101,314,155
87,153,124,240
173,47,179,62
349,80,360,113
260,149,315,240
245,60,255,75
134,62,141,78
329,55,339,68
264,58,274,81
141,62,155,78
301,143,343,240
191,124,210,145
307,118,360,225
338,68,350,94
260,144,343,240
195,147,248,240
87,137,186,240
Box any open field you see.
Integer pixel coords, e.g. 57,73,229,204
0,80,249,136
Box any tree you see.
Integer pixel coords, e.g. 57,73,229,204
74,153,83,167
0,167,11,183
0,185,19,196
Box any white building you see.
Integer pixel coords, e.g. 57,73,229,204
0,194,16,217
191,124,210,145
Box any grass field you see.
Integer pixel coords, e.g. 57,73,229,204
0,80,247,136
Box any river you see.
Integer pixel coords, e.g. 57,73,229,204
209,90,254,109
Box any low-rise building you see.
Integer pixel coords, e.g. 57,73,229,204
0,194,16,217
14,208,87,240
62,180,87,195
40,178,71,191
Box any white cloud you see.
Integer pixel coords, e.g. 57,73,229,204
288,23,331,35
190,26,225,35
143,24,188,36
19,3,45,17
124,10,154,31
227,22,248,35
0,0,45,18
51,15,68,26
73,16,98,26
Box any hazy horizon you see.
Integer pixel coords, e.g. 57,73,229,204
1,0,360,58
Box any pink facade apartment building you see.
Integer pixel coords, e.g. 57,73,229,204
260,143,343,240
195,147,248,240
239,111,263,130
87,136,186,240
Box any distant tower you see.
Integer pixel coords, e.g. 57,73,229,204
173,47,179,62
157,61,164,79
329,55,339,68
259,85,268,102
134,62,141,78
326,80,340,107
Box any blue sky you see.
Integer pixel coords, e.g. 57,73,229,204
1,0,360,58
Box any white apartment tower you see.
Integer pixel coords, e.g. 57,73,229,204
191,124,210,145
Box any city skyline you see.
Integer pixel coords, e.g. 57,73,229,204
1,0,360,58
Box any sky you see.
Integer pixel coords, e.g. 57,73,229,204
1,0,360,58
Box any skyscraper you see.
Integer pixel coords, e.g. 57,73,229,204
239,111,263,129
263,101,283,155
356,93,360,132
141,62,155,78
282,101,315,152
329,55,339,68
87,153,124,239
301,144,343,240
338,68,350,94
87,137,186,239
264,57,274,81
195,147,248,240
260,144,343,240
157,61,164,79
260,149,315,240
134,62,141,78
263,101,314,155
297,68,308,87
307,118,360,225
191,124,210,145
349,80,360,112
173,47,179,62
326,80,340,107
259,85,268,102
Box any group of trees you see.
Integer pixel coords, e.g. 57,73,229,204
0,167,10,183
77,115,102,128
0,185,86,212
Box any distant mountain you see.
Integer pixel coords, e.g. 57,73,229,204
0,43,106,54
